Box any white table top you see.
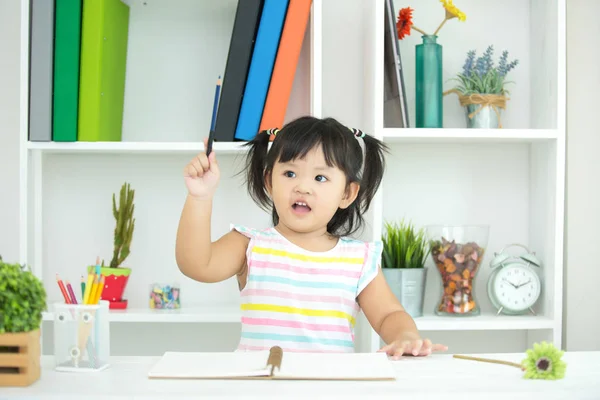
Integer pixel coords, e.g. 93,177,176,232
1,352,599,399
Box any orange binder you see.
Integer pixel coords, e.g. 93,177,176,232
259,0,312,133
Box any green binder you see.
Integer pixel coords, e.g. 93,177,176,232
52,0,82,142
78,0,130,142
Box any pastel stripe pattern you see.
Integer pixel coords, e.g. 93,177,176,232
231,224,383,353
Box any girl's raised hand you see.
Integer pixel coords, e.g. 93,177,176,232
183,137,220,200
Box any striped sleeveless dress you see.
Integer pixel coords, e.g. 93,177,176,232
231,224,383,353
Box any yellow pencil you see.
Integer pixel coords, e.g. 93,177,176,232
93,276,105,304
88,275,100,305
82,273,95,304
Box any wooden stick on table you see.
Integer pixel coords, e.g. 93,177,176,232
453,354,525,370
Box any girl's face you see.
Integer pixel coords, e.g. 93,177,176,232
266,145,359,235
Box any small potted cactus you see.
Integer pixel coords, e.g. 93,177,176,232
89,182,135,309
0,255,47,386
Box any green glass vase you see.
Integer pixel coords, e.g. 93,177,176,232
415,35,443,128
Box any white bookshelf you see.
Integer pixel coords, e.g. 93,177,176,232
19,0,566,356
362,0,566,353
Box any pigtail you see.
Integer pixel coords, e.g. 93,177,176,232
241,130,273,213
327,128,389,238
357,134,388,213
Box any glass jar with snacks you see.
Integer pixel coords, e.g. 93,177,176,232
426,225,489,316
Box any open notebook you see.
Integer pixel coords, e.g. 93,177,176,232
148,346,396,381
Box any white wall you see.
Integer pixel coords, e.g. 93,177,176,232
563,0,600,351
1,0,599,354
0,0,21,263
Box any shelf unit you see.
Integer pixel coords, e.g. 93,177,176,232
18,0,565,355
361,0,566,352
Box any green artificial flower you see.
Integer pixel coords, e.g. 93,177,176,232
522,341,567,380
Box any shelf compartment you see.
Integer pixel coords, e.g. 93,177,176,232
414,313,555,331
28,0,316,145
378,0,563,131
42,304,241,323
376,140,560,327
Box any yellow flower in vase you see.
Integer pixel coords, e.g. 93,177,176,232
395,0,466,40
434,0,467,36
440,0,466,21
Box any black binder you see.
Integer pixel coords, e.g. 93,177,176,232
213,0,265,142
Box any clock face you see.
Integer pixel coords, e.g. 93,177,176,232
492,264,541,312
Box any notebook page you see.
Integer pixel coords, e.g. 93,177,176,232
273,352,396,380
148,351,272,379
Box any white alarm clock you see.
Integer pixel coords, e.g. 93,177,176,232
487,244,542,316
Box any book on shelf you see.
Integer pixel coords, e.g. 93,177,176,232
77,0,130,142
215,0,311,143
259,0,313,132
38,0,129,143
213,0,265,142
52,0,82,142
29,0,55,142
234,0,290,141
148,346,396,381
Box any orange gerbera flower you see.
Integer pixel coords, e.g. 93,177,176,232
396,7,413,39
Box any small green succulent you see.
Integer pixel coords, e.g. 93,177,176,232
522,341,567,380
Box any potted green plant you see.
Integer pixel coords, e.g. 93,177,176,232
89,182,135,309
445,45,519,129
0,255,47,386
381,220,430,317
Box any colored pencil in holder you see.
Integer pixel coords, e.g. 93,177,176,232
88,275,100,304
83,273,95,304
94,255,101,276
56,274,71,304
93,275,105,304
66,281,78,304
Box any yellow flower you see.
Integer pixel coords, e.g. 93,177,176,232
440,0,466,21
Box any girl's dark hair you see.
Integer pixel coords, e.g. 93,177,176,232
241,116,388,238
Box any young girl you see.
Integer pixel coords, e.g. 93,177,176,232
176,116,447,359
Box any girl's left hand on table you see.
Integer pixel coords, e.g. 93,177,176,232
379,336,448,359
